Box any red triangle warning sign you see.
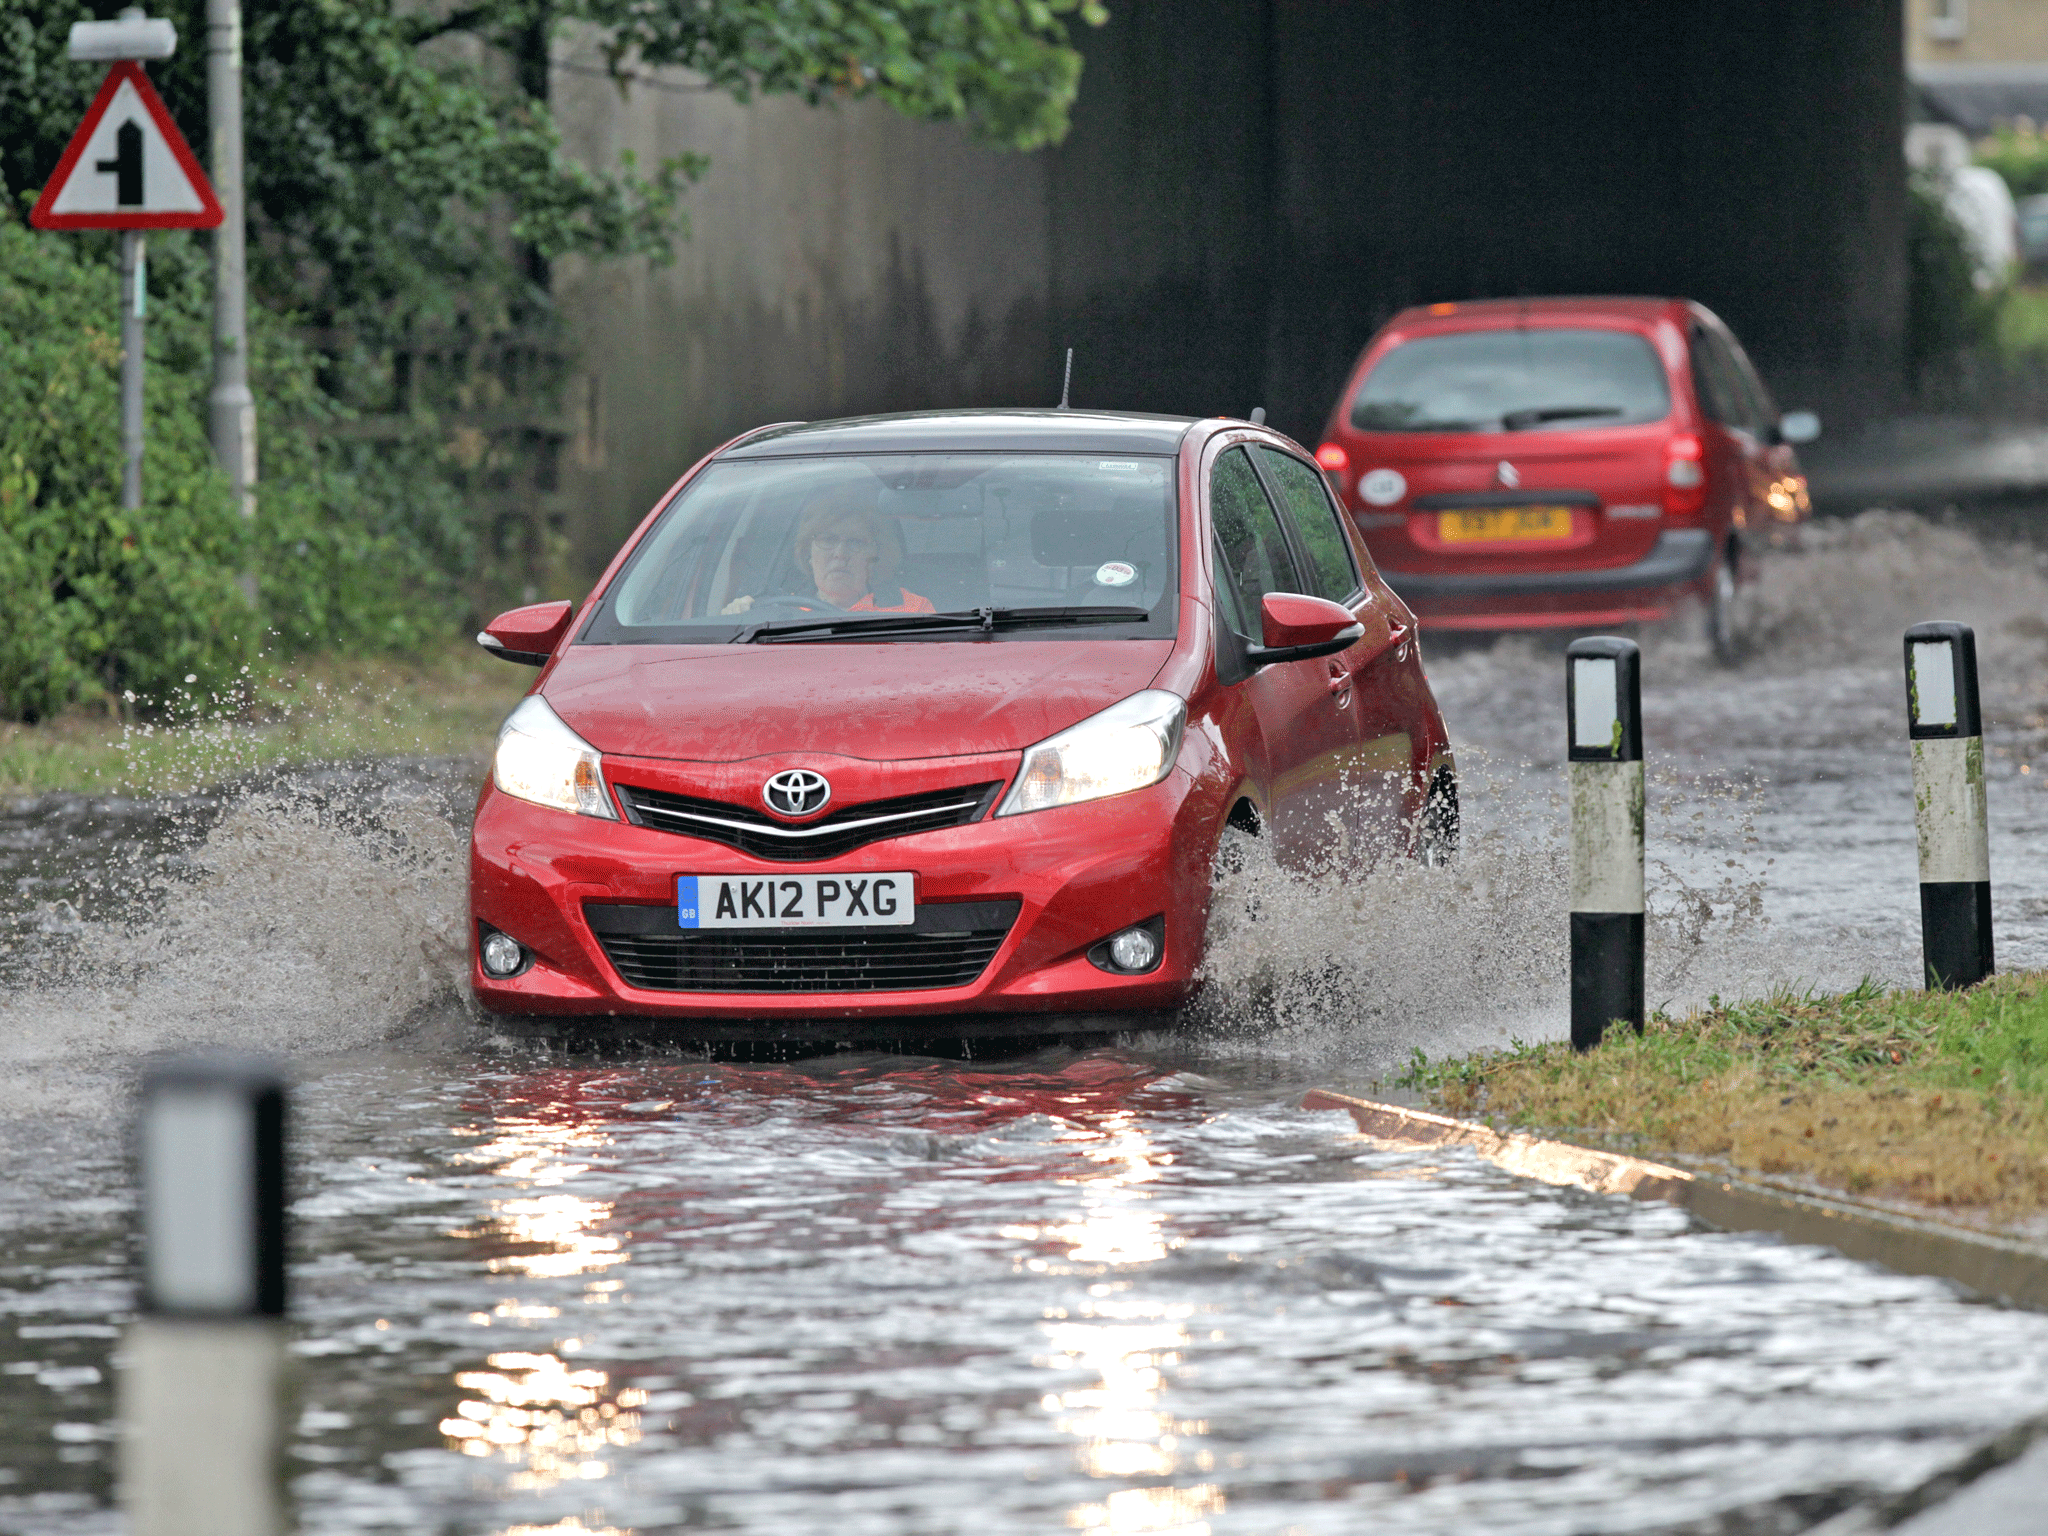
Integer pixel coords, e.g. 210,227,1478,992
30,61,222,230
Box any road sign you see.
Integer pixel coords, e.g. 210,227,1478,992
30,61,221,230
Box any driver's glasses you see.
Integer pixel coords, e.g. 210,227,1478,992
812,536,876,556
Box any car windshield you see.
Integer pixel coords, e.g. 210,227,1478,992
1350,326,1671,433
581,452,1178,644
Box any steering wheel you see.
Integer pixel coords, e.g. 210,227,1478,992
733,593,843,617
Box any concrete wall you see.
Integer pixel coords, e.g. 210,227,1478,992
546,37,1054,572
1257,0,1908,439
549,1,1907,573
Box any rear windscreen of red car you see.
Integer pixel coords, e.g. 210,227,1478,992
584,453,1178,642
1350,328,1671,434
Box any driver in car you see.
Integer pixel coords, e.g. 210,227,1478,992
722,484,936,617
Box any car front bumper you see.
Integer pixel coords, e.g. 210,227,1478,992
469,768,1215,1039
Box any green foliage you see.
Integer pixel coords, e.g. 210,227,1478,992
0,217,253,719
1906,174,1999,386
0,0,1101,717
0,1,1099,340
571,0,1107,153
1973,124,2048,200
0,216,474,720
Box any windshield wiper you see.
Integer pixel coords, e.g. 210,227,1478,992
1501,405,1623,431
736,605,1152,644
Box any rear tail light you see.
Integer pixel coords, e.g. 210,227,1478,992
1315,443,1349,471
1663,434,1706,515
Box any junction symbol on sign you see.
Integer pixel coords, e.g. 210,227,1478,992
30,59,221,229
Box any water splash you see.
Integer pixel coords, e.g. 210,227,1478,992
0,781,478,1124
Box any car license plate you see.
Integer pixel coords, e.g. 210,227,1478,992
677,872,915,929
1438,506,1574,542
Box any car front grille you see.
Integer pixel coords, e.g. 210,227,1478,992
584,900,1019,993
614,780,1002,861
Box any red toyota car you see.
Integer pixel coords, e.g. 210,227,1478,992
1313,298,1817,661
468,410,1454,1045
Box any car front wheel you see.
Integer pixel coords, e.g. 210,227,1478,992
1707,547,1743,666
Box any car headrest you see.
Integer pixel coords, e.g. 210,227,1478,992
1031,502,1151,567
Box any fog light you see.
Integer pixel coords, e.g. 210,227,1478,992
480,931,525,978
1108,926,1159,972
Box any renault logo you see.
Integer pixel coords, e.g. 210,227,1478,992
762,768,832,818
1495,460,1520,489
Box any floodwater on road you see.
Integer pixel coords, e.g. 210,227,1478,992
6,510,2048,1534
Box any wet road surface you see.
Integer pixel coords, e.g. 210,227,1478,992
6,511,2048,1533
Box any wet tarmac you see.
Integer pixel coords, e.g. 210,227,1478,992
5,510,2048,1533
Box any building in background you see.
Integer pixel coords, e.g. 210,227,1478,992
1909,0,2048,133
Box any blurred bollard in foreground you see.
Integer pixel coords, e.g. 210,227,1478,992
122,1055,287,1536
1567,637,1645,1050
1905,622,1994,989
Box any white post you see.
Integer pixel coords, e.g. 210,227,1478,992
1905,621,1993,989
121,1056,288,1536
1567,636,1645,1049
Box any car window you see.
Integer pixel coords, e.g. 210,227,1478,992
1350,327,1671,433
1722,330,1778,427
1252,445,1359,601
1692,326,1759,433
1210,447,1302,639
581,453,1178,643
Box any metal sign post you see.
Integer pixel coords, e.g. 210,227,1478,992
207,0,256,523
30,16,222,515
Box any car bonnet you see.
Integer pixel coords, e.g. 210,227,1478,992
540,638,1175,762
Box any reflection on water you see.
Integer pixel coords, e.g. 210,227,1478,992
442,1350,644,1486
11,1049,2048,1535
1013,1112,1222,1529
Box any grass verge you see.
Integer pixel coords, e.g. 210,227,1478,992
0,643,532,798
1397,974,2048,1218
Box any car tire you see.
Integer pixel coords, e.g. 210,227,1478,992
1707,547,1743,667
1419,765,1459,867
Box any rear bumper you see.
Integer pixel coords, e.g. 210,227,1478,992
1380,528,1714,599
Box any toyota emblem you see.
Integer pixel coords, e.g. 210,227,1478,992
762,768,832,818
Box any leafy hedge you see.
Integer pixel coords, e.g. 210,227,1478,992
1906,174,2000,387
0,215,469,721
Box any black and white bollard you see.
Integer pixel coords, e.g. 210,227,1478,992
1905,622,1994,989
122,1056,288,1536
1567,637,1645,1050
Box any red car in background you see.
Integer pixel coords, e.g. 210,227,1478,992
1313,298,1818,662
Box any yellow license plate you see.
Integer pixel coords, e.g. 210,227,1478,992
1437,506,1574,542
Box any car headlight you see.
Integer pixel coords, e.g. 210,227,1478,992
493,696,617,819
997,690,1186,817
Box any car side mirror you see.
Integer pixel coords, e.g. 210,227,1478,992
478,600,574,666
1778,410,1820,445
1246,592,1364,668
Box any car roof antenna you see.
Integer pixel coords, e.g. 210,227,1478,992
1058,347,1073,410
1249,407,1266,424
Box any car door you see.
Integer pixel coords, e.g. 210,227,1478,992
1208,444,1359,868
1251,444,1418,858
1690,324,1768,545
1720,327,1805,532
